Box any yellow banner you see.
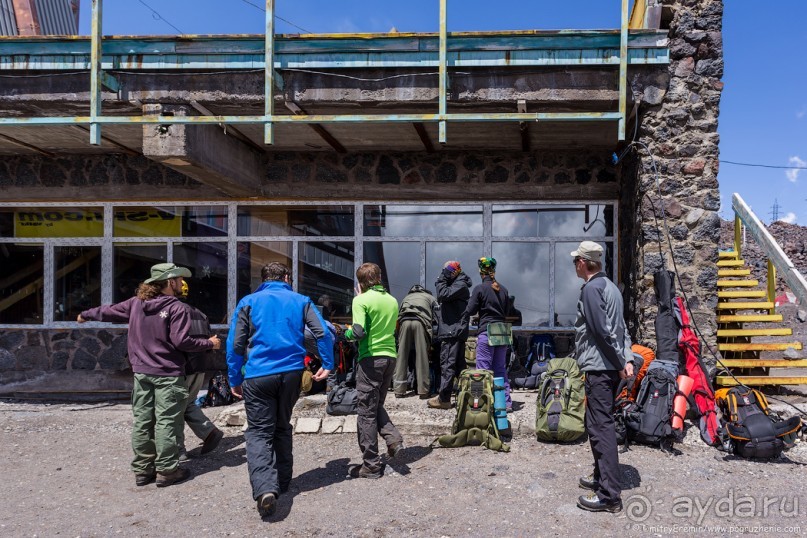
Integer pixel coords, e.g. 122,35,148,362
14,208,182,238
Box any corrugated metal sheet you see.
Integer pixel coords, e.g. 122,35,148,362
35,0,78,35
0,0,19,36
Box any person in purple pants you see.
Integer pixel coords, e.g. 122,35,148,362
461,257,513,411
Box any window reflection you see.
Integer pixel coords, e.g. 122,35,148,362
365,205,483,237
0,244,44,324
491,243,550,326
113,207,182,238
554,241,614,327
299,242,355,324
54,246,101,322
364,241,420,302
174,242,228,324
425,242,482,292
236,241,292,301
0,207,104,238
238,206,354,237
114,245,167,302
493,205,613,238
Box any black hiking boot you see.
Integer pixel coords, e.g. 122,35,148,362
578,473,598,491
135,472,156,487
257,492,277,518
200,428,224,455
577,493,622,513
347,464,384,479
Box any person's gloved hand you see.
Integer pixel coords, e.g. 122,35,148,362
442,266,456,280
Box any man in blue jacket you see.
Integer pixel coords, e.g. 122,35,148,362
226,262,333,519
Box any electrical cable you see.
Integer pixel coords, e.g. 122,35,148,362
235,0,313,34
137,0,184,34
721,160,807,171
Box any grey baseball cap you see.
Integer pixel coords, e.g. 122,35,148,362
144,262,192,284
571,241,603,263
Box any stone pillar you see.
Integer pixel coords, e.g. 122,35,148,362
628,0,724,364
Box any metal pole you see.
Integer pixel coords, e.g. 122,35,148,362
438,0,447,144
618,0,628,140
89,0,102,145
733,213,741,258
264,0,275,145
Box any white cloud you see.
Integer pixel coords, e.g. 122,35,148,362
786,156,806,182
798,107,807,119
779,212,797,224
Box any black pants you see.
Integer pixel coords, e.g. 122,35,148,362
438,339,467,403
242,369,303,500
584,369,622,503
356,356,403,472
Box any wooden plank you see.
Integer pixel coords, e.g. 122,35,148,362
718,251,738,259
716,279,758,287
717,328,792,337
719,342,803,352
716,259,746,267
717,376,807,387
717,314,783,323
717,290,767,298
718,269,751,276
716,302,775,310
719,359,807,368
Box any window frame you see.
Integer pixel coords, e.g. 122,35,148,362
0,200,617,331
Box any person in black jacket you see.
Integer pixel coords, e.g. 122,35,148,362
428,261,472,410
462,257,512,411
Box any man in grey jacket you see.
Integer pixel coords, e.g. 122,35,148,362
571,241,634,514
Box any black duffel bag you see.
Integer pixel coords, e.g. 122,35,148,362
326,382,358,415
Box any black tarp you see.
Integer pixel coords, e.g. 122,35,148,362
654,270,679,364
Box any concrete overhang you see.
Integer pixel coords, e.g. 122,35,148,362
0,30,669,155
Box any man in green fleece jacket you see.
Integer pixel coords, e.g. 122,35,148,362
344,262,404,479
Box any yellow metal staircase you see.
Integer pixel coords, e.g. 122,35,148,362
715,198,807,386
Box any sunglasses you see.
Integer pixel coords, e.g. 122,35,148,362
573,257,582,266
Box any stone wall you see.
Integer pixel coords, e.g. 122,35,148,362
625,0,723,362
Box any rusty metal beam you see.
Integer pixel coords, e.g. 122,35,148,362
11,0,41,36
0,132,55,157
285,101,346,153
412,123,434,153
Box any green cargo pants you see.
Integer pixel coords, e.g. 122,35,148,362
131,373,188,474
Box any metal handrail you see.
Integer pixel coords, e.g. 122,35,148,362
732,193,807,308
74,0,632,146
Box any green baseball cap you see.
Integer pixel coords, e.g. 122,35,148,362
144,262,192,284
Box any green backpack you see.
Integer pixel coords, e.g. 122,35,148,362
436,369,510,452
535,357,586,442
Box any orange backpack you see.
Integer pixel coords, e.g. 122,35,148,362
617,344,655,401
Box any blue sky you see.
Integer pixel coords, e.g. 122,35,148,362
78,1,806,225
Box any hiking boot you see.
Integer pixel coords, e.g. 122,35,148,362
347,464,384,479
577,493,622,513
257,492,277,518
135,472,156,487
418,393,431,400
427,396,451,410
387,441,404,459
200,428,224,455
156,467,191,488
578,473,598,491
394,393,407,399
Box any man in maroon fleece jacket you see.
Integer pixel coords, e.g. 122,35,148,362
78,263,220,487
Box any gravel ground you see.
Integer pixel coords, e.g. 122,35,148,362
2,397,807,537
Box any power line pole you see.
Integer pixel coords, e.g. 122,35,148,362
769,199,782,223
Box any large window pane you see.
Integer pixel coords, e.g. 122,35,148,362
491,243,550,326
365,205,483,237
236,241,292,301
181,206,228,237
0,244,44,324
1,207,103,238
174,242,228,324
114,245,167,302
493,204,613,238
54,246,102,322
238,205,354,237
425,242,483,293
299,241,355,324
554,241,614,327
113,207,183,238
364,241,420,302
